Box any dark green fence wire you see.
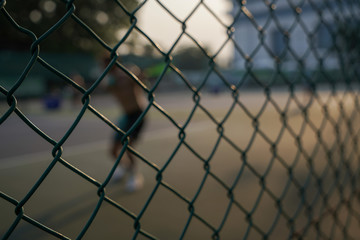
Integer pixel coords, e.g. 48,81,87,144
1,0,360,239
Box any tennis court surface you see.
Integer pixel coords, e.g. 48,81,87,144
1,90,360,239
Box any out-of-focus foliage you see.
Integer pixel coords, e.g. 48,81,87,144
173,46,209,70
0,0,138,53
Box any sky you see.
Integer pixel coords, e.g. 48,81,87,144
135,0,234,64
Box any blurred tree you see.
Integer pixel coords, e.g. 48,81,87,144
0,0,138,54
336,18,360,61
173,46,209,70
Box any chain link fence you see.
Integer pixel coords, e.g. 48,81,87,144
1,0,360,239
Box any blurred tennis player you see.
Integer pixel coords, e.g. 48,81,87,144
103,56,147,192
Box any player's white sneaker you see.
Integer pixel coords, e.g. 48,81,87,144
125,173,144,192
112,166,126,181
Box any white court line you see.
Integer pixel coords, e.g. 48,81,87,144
0,140,109,171
0,121,214,170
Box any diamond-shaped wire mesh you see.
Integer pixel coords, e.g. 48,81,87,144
1,0,360,239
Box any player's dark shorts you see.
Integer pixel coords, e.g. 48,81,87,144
114,110,146,142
